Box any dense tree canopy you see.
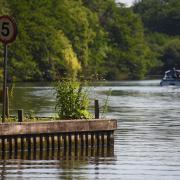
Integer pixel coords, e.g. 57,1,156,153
161,39,180,70
133,0,180,73
1,0,178,81
133,0,180,35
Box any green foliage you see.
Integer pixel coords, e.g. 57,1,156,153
85,1,152,79
133,0,180,74
50,30,81,80
161,38,180,70
133,0,180,35
55,80,92,119
3,0,179,80
101,89,111,118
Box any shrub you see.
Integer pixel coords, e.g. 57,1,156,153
54,80,92,119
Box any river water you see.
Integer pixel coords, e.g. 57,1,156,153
0,80,180,179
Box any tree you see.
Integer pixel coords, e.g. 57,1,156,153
0,0,158,81
161,39,180,70
133,0,180,35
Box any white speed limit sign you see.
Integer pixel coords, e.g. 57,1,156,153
0,15,17,44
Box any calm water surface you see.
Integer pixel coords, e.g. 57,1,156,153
1,80,180,179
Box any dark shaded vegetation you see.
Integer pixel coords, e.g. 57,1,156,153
133,0,180,74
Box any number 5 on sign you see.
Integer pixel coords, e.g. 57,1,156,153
0,16,17,44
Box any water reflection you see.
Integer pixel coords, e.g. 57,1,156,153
0,147,115,180
0,147,114,161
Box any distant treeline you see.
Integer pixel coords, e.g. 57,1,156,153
0,0,180,81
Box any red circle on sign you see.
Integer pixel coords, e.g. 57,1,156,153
0,15,17,44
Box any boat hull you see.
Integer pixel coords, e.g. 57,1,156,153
160,80,180,86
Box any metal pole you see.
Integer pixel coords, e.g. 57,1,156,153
6,87,9,118
2,43,8,122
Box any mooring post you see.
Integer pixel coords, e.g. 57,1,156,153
18,109,24,122
95,99,99,119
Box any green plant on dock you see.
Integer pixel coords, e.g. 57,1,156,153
101,89,112,118
0,117,18,123
54,79,92,119
25,110,36,120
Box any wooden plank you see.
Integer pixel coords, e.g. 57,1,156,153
0,119,117,136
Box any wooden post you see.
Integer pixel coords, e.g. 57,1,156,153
80,133,84,156
80,133,84,149
91,132,94,148
107,131,110,147
14,137,18,158
40,135,43,152
101,132,105,148
101,132,105,156
46,135,50,150
18,109,23,122
63,134,67,156
85,133,88,156
57,135,61,151
68,134,72,156
95,100,99,119
33,136,36,153
74,133,78,156
1,138,5,159
51,135,55,157
8,137,12,155
27,136,31,153
8,137,13,159
96,133,100,149
21,136,24,152
91,133,95,156
51,135,55,150
39,135,43,159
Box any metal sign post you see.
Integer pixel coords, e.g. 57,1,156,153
2,44,8,122
0,16,17,122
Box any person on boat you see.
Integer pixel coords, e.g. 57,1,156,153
171,67,177,79
164,68,177,80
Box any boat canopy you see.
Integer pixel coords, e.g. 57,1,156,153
163,68,180,80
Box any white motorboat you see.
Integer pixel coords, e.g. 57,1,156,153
160,68,180,86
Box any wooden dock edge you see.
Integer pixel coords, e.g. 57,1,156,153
0,119,117,136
